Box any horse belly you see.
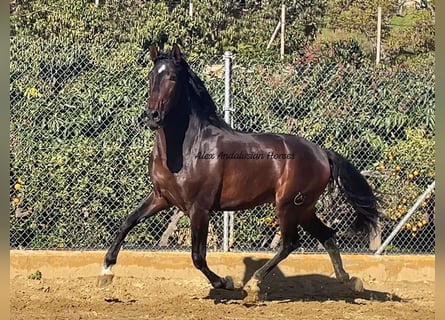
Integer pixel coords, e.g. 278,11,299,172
217,168,276,210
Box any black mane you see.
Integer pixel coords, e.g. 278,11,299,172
153,52,232,130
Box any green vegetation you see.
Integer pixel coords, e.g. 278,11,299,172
10,0,435,251
28,270,42,280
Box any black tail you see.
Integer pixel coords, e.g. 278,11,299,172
325,149,381,236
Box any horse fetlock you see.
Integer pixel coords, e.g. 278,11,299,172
243,277,260,293
212,276,234,290
222,276,234,290
336,271,350,282
348,276,365,292
97,265,115,288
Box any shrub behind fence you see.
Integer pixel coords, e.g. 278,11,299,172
10,38,435,254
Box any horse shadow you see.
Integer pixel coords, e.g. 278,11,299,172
204,257,404,305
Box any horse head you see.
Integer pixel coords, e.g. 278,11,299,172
146,44,185,130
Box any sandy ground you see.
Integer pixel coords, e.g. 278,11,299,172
10,266,434,319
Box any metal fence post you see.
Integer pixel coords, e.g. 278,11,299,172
223,51,232,125
223,51,233,252
374,181,435,255
376,6,382,64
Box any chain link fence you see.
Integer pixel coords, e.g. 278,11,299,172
10,37,435,254
226,54,435,255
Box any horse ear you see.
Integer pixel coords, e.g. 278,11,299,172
149,45,158,62
171,44,182,64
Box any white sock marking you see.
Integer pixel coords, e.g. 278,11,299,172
102,265,113,275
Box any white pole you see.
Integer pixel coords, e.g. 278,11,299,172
280,4,285,59
229,212,234,248
95,0,99,6
223,51,233,251
376,6,382,64
375,181,435,255
189,1,193,18
223,51,232,125
267,21,281,50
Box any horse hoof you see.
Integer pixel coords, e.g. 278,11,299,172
223,276,234,290
97,274,114,288
348,276,364,292
243,290,260,304
242,278,261,303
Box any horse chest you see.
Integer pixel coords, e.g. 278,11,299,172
150,164,200,209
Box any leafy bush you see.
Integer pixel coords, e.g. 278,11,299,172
10,37,155,248
374,128,435,236
10,0,435,251
385,7,435,66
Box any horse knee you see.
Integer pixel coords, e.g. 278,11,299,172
118,220,130,233
302,216,335,243
281,230,300,252
323,236,339,251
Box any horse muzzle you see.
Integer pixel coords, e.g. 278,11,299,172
146,109,164,130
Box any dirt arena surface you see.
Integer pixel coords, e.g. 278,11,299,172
10,251,435,319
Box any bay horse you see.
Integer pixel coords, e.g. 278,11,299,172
97,44,381,301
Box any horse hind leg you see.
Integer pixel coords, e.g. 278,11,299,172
243,206,300,302
301,214,364,292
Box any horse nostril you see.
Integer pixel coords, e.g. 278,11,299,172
152,110,160,121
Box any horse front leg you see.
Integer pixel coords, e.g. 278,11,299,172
97,192,169,287
189,209,234,290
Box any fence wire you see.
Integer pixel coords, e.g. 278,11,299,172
10,37,435,254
